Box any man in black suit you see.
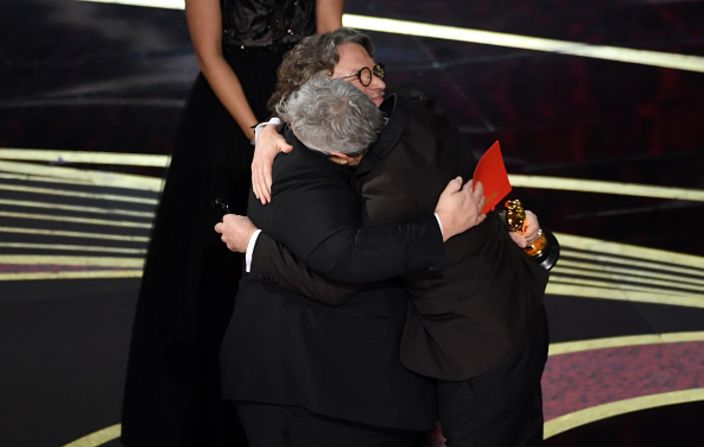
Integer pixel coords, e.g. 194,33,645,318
220,28,550,446
217,76,487,446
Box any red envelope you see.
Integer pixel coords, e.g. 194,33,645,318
473,140,512,213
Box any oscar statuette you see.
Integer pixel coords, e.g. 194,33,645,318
504,199,560,271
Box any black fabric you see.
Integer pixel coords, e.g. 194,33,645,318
246,94,550,440
436,309,549,447
250,233,359,306
356,95,550,381
221,0,315,48
220,131,442,431
250,129,446,284
120,24,300,447
250,95,550,381
236,402,420,447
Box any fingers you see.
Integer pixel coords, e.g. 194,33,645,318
442,176,463,194
251,159,272,204
252,165,267,204
250,138,291,205
215,221,233,250
509,230,528,248
465,180,485,213
251,160,260,201
521,210,539,236
468,180,483,194
262,168,272,203
260,143,291,204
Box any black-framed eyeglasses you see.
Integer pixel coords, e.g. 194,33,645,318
339,63,385,87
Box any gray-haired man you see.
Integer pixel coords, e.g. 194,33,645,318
216,75,486,446
219,27,550,446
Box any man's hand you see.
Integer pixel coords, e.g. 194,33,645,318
251,124,293,205
508,210,540,248
214,214,258,253
435,177,486,241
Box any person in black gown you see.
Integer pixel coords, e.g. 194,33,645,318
120,2,342,446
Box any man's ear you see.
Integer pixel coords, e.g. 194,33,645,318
328,151,361,165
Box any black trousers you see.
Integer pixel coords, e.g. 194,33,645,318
437,310,549,447
236,401,421,447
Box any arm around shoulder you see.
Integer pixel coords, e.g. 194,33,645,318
184,0,258,140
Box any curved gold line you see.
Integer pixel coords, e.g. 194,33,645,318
0,160,162,191
511,175,704,201
76,4,704,72
342,15,704,73
548,331,704,356
556,233,704,269
552,265,704,293
0,270,142,281
0,255,143,267
545,283,704,309
0,242,146,254
0,183,157,205
0,172,92,185
559,249,704,278
0,211,152,229
61,423,120,447
0,148,169,167
63,389,704,445
556,259,704,287
4,149,704,202
0,226,149,242
548,276,701,298
544,389,704,439
0,198,154,218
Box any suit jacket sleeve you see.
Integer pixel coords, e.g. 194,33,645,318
250,232,360,306
307,213,445,283
248,149,446,284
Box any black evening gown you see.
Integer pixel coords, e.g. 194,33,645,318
120,1,315,446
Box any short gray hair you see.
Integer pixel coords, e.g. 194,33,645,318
276,76,383,156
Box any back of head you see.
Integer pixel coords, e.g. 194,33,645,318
268,28,375,110
276,75,383,156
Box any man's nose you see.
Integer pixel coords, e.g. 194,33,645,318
370,74,386,90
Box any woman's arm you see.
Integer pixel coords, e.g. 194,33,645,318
250,1,344,203
185,0,258,141
316,0,344,33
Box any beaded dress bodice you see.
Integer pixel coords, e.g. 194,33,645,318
221,0,316,49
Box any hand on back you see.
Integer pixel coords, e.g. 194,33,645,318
251,124,293,204
435,177,486,241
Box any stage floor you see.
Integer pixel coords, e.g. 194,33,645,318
1,0,703,445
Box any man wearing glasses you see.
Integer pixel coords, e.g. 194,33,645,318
336,62,386,105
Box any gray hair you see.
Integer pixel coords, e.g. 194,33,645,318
276,76,383,156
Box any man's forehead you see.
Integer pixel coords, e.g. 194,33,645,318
337,43,374,67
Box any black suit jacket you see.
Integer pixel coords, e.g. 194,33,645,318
251,95,549,381
358,95,549,380
219,129,445,430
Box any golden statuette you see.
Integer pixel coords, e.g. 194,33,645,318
504,198,560,270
